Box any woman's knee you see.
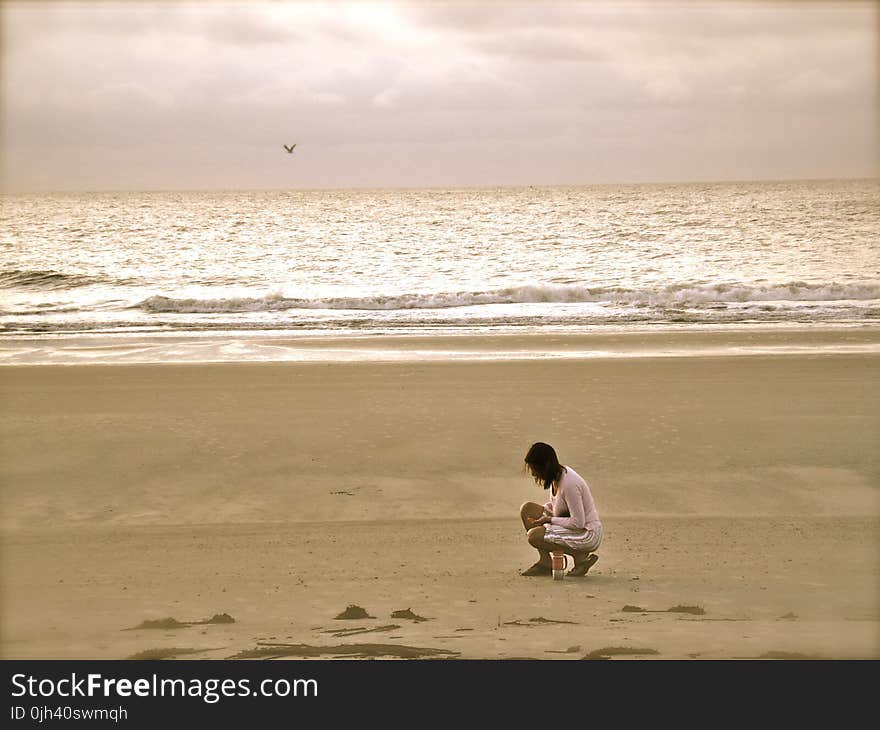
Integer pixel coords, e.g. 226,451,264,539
520,501,543,519
527,526,545,547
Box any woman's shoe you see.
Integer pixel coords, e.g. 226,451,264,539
567,553,598,577
520,561,552,577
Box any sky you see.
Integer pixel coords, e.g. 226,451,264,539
1,0,877,192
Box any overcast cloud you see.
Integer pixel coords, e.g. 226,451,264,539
1,0,876,191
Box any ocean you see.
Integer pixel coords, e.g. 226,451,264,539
2,178,878,363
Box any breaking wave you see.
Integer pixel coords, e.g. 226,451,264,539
138,281,880,313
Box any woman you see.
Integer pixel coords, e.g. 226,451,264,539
520,442,602,577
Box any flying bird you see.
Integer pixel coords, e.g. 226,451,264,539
283,144,297,154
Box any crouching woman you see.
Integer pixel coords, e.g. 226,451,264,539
520,442,603,577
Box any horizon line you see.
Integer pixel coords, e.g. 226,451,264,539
1,174,877,196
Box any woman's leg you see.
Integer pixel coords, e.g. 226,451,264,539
528,529,598,576
520,503,553,575
567,551,599,576
568,527,602,575
569,549,591,566
520,502,544,532
526,526,554,566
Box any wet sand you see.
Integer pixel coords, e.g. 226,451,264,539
1,337,878,659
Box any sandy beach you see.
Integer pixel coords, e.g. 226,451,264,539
1,332,878,660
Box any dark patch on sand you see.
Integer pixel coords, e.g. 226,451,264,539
391,608,430,622
125,613,236,631
504,617,576,627
228,643,459,659
330,491,354,496
202,613,235,624
125,647,222,660
583,646,661,660
454,628,474,632
692,618,748,622
529,617,576,625
546,645,582,654
755,651,822,660
667,605,705,615
779,612,798,620
322,624,401,638
334,605,374,620
128,618,189,630
620,604,706,615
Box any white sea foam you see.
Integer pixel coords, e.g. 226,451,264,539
138,281,880,314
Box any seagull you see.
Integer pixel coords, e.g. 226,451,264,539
283,143,296,154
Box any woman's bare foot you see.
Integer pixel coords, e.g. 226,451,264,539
567,553,598,577
521,561,552,577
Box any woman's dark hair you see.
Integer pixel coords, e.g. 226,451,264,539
524,442,564,490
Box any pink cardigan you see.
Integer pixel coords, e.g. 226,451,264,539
542,466,601,531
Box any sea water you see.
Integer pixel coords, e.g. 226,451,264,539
2,179,878,362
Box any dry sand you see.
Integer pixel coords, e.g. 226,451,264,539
1,333,878,659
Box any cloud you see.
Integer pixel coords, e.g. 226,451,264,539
473,29,608,63
404,0,872,38
1,0,876,191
